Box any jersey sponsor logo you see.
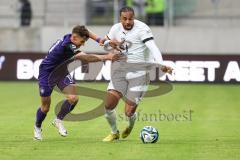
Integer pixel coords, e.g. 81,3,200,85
118,38,132,55
71,44,77,49
73,48,81,53
70,44,81,53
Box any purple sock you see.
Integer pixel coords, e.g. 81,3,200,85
57,100,77,120
35,108,47,128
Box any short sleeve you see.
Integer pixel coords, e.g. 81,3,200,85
139,27,154,43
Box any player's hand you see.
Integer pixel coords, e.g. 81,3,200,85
109,39,125,52
98,39,105,46
106,52,122,62
161,65,173,74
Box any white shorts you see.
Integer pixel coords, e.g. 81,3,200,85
107,62,151,104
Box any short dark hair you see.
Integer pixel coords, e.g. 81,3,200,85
119,6,135,16
72,25,89,40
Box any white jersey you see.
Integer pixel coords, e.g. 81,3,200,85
107,20,155,63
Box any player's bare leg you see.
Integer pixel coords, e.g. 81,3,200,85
34,96,51,140
53,85,79,137
102,90,122,142
122,99,137,139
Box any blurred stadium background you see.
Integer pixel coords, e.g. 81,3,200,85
0,0,240,160
0,0,240,82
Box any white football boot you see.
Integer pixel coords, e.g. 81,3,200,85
52,118,68,137
34,125,42,140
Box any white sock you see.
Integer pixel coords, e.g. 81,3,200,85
126,113,137,129
105,109,118,134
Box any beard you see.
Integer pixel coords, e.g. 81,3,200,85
124,25,133,30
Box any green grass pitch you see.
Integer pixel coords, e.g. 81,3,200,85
0,82,240,160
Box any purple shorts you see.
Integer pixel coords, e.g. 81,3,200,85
38,71,75,97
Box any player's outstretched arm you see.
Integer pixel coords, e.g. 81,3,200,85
87,29,112,46
88,30,123,52
73,52,120,62
102,39,125,52
145,40,173,74
88,30,99,42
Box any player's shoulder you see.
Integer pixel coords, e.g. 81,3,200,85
134,20,151,31
111,22,122,31
107,23,122,37
61,34,72,46
62,34,71,42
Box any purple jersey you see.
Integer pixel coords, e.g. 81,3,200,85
38,34,78,97
39,34,80,72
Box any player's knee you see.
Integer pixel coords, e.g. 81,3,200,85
105,103,117,110
41,97,51,113
105,90,121,110
125,103,137,117
41,105,50,113
67,95,79,105
105,98,119,110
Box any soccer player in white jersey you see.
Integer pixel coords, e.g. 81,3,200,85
102,7,173,142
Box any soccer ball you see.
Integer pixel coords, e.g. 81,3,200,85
140,126,159,143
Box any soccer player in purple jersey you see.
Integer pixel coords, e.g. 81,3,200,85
34,25,120,140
